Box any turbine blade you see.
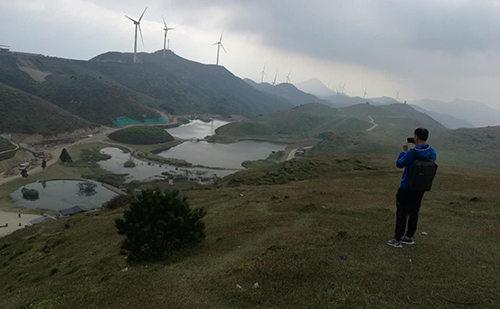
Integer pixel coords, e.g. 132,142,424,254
212,42,219,46
220,31,224,42
139,7,148,23
124,15,136,23
168,28,175,30
221,44,227,53
138,24,144,46
162,15,167,28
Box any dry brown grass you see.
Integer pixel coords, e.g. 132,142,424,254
0,154,499,308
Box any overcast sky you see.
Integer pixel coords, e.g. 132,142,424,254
2,0,500,108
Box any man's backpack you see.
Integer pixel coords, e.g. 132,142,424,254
408,149,438,192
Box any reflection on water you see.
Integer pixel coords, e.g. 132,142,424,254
10,180,118,211
98,148,239,183
166,120,229,140
158,141,287,169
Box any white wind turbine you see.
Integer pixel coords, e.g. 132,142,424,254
162,15,175,57
396,90,401,102
363,87,368,99
212,31,226,65
124,7,147,64
260,64,267,83
286,70,292,83
272,70,279,86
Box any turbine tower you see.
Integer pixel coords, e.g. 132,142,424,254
363,87,367,99
260,65,267,83
212,31,226,65
286,70,292,83
272,70,278,86
396,90,401,102
124,7,147,64
162,15,175,57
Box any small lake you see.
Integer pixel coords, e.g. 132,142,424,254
166,120,229,140
98,147,239,183
10,180,118,211
158,140,287,169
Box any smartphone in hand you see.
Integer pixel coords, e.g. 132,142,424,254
407,137,415,144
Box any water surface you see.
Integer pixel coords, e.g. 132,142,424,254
158,140,286,169
167,120,229,140
10,180,118,211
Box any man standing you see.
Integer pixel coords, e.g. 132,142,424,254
387,128,437,248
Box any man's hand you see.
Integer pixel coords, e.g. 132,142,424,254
402,142,409,153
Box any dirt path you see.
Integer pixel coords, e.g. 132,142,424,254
0,140,20,156
286,148,298,161
366,116,378,131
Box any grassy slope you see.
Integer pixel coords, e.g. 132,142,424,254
0,83,94,135
108,126,175,145
0,137,15,152
0,53,162,128
1,154,499,308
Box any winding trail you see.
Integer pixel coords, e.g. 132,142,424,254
366,116,378,131
0,140,20,156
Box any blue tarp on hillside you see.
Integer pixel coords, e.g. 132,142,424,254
112,116,166,126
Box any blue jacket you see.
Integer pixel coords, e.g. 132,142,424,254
397,144,437,189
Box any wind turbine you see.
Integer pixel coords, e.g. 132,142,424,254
396,90,401,102
124,7,147,64
341,82,347,94
363,87,367,99
286,70,292,83
162,15,175,57
212,31,226,65
260,64,267,83
272,70,278,86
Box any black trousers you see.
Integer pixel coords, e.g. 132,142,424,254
394,188,424,241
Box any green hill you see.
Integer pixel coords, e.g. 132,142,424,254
215,103,442,141
108,126,175,145
1,154,499,308
0,83,94,135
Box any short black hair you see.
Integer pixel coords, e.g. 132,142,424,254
415,128,429,141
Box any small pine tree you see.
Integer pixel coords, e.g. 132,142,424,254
116,189,206,261
59,148,73,163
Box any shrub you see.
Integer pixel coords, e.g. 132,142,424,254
116,189,206,261
21,188,39,201
59,148,73,163
124,159,136,168
105,195,134,210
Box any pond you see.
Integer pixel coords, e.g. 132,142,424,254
157,140,287,169
98,147,239,183
10,180,118,211
166,120,229,140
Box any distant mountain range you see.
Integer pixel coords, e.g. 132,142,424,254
243,79,332,107
0,50,292,135
410,99,500,127
293,78,497,128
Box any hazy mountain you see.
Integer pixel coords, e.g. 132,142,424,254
411,99,500,127
90,51,292,117
369,97,400,105
244,79,332,107
0,50,293,135
410,105,475,129
294,78,336,98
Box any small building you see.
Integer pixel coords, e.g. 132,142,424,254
59,206,88,217
0,45,10,52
